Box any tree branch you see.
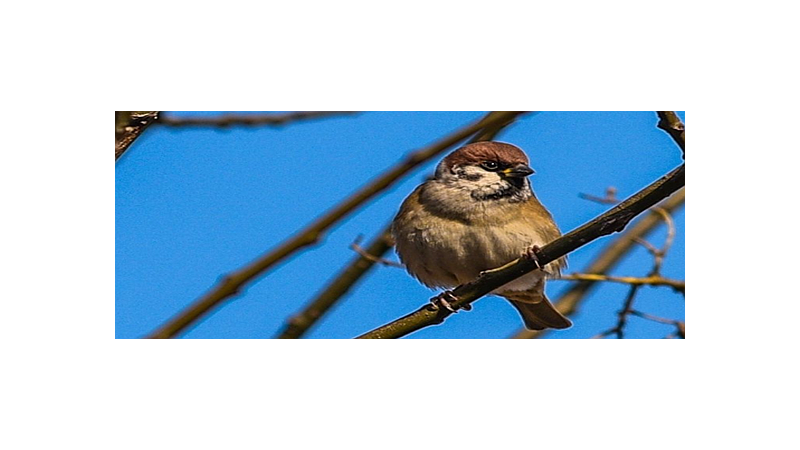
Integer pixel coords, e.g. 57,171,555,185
629,309,685,338
558,273,684,293
511,188,685,339
357,164,686,339
116,112,358,162
277,225,395,339
594,200,680,338
115,111,159,161
656,111,685,157
274,112,528,339
349,244,399,267
594,284,643,339
157,111,358,127
146,111,528,338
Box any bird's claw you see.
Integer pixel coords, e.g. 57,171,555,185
522,244,542,269
431,291,459,313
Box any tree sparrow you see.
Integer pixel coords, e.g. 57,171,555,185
391,141,571,330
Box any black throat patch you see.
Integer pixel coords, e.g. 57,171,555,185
471,184,529,202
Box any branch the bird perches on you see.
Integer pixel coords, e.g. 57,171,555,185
357,163,685,339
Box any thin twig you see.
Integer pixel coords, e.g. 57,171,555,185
629,309,682,326
633,237,662,256
656,207,677,259
350,237,403,268
147,111,528,338
590,284,643,339
629,311,685,339
614,285,642,339
357,164,685,339
275,112,528,339
558,273,684,293
157,111,358,127
633,206,676,278
578,186,619,204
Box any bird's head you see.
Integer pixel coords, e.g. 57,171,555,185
434,141,535,201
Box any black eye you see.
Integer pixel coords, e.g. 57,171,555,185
481,161,499,171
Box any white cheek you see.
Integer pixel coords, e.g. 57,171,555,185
483,172,504,184
461,167,503,184
461,169,507,195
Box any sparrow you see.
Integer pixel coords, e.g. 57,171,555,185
391,141,571,330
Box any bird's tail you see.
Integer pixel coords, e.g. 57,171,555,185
503,290,572,331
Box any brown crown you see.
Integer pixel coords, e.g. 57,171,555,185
441,141,530,168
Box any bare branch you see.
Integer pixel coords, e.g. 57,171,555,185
609,285,642,339
558,273,684,293
633,237,662,256
655,207,677,260
277,225,395,339
629,309,683,326
630,310,685,339
657,111,685,157
157,111,358,127
115,111,159,161
117,111,357,161
350,236,403,268
578,186,619,204
147,111,528,338
357,164,685,339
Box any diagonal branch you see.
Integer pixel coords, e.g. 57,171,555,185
273,112,528,339
357,164,686,339
349,237,404,268
349,235,403,267
511,188,684,339
657,111,685,157
277,225,395,339
115,111,159,161
146,111,528,338
157,111,358,127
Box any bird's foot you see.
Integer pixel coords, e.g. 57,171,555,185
521,244,542,269
431,290,461,313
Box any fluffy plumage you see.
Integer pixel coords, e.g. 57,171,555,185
392,141,571,330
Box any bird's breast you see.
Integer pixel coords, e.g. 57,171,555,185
394,212,550,291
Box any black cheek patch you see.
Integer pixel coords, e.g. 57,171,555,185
460,172,482,181
507,177,526,189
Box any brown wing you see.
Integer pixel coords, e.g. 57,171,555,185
519,195,567,277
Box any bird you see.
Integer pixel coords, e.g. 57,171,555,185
391,141,571,330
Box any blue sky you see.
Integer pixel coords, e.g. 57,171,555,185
115,111,685,338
